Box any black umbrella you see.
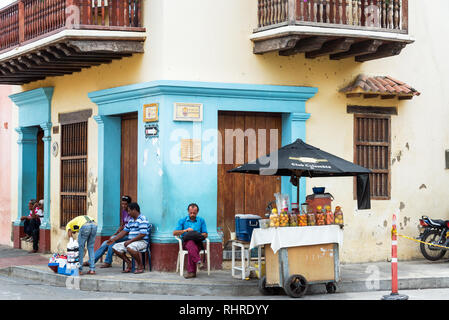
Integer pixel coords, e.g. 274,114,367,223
228,139,372,209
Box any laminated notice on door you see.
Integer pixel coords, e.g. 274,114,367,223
180,139,201,161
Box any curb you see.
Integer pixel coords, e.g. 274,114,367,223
0,266,261,296
2,265,449,296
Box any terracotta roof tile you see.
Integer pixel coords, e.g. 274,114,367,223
374,77,389,87
386,76,405,86
398,85,411,94
383,78,397,87
368,77,387,92
340,74,420,99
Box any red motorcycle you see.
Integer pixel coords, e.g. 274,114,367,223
418,216,449,261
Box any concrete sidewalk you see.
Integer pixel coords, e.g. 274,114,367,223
1,244,449,297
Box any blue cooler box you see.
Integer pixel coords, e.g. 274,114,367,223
235,214,261,242
57,264,66,275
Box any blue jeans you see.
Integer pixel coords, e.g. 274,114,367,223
78,223,97,272
94,236,128,265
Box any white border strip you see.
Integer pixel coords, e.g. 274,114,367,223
0,29,147,63
250,25,415,43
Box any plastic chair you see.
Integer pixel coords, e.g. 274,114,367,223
175,236,210,276
122,223,153,272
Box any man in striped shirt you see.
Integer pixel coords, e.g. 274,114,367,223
110,202,149,274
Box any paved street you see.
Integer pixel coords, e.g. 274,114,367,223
1,272,448,300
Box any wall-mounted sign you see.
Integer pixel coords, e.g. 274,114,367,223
143,103,159,122
52,141,59,157
173,103,203,122
145,124,159,139
180,139,201,161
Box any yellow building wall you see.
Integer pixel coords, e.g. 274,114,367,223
9,0,449,261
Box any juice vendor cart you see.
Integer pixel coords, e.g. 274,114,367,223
250,225,343,298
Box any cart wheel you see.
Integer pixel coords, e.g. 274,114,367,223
325,282,337,294
258,276,278,295
283,274,308,298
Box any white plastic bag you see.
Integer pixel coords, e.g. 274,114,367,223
274,192,290,213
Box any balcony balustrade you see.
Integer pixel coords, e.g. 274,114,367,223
0,0,146,84
251,0,413,61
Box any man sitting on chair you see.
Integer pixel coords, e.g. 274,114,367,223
173,203,208,279
109,202,149,274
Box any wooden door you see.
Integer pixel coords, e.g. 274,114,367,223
36,128,44,202
217,111,282,244
120,113,138,207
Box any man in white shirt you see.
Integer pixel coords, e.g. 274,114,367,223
35,200,44,223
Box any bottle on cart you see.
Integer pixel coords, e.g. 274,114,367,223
269,208,279,228
325,205,334,225
334,206,344,227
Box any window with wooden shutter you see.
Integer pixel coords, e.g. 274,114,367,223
60,121,88,227
354,114,391,200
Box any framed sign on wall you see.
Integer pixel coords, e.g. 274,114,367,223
173,103,203,122
143,103,159,122
180,139,201,161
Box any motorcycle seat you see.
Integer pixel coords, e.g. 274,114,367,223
428,218,449,227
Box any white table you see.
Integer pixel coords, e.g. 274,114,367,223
250,225,344,253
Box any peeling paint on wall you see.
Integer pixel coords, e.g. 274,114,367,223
399,202,405,211
87,170,97,209
403,216,411,227
392,143,411,166
143,149,148,166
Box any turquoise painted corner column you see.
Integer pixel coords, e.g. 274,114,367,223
88,81,318,243
93,115,122,236
88,80,317,271
9,87,54,229
39,122,52,229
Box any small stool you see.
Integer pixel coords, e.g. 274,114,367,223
231,240,262,280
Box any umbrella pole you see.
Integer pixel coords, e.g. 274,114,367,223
294,170,302,206
297,176,300,205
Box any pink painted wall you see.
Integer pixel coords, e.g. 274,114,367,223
0,85,12,245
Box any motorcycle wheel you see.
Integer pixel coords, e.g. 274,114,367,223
420,229,447,261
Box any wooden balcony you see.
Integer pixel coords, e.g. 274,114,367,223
251,0,414,61
0,0,146,85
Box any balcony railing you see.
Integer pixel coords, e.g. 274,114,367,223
252,0,412,61
256,0,408,33
0,0,145,84
0,0,143,53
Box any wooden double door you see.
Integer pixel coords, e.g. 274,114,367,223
217,111,282,244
